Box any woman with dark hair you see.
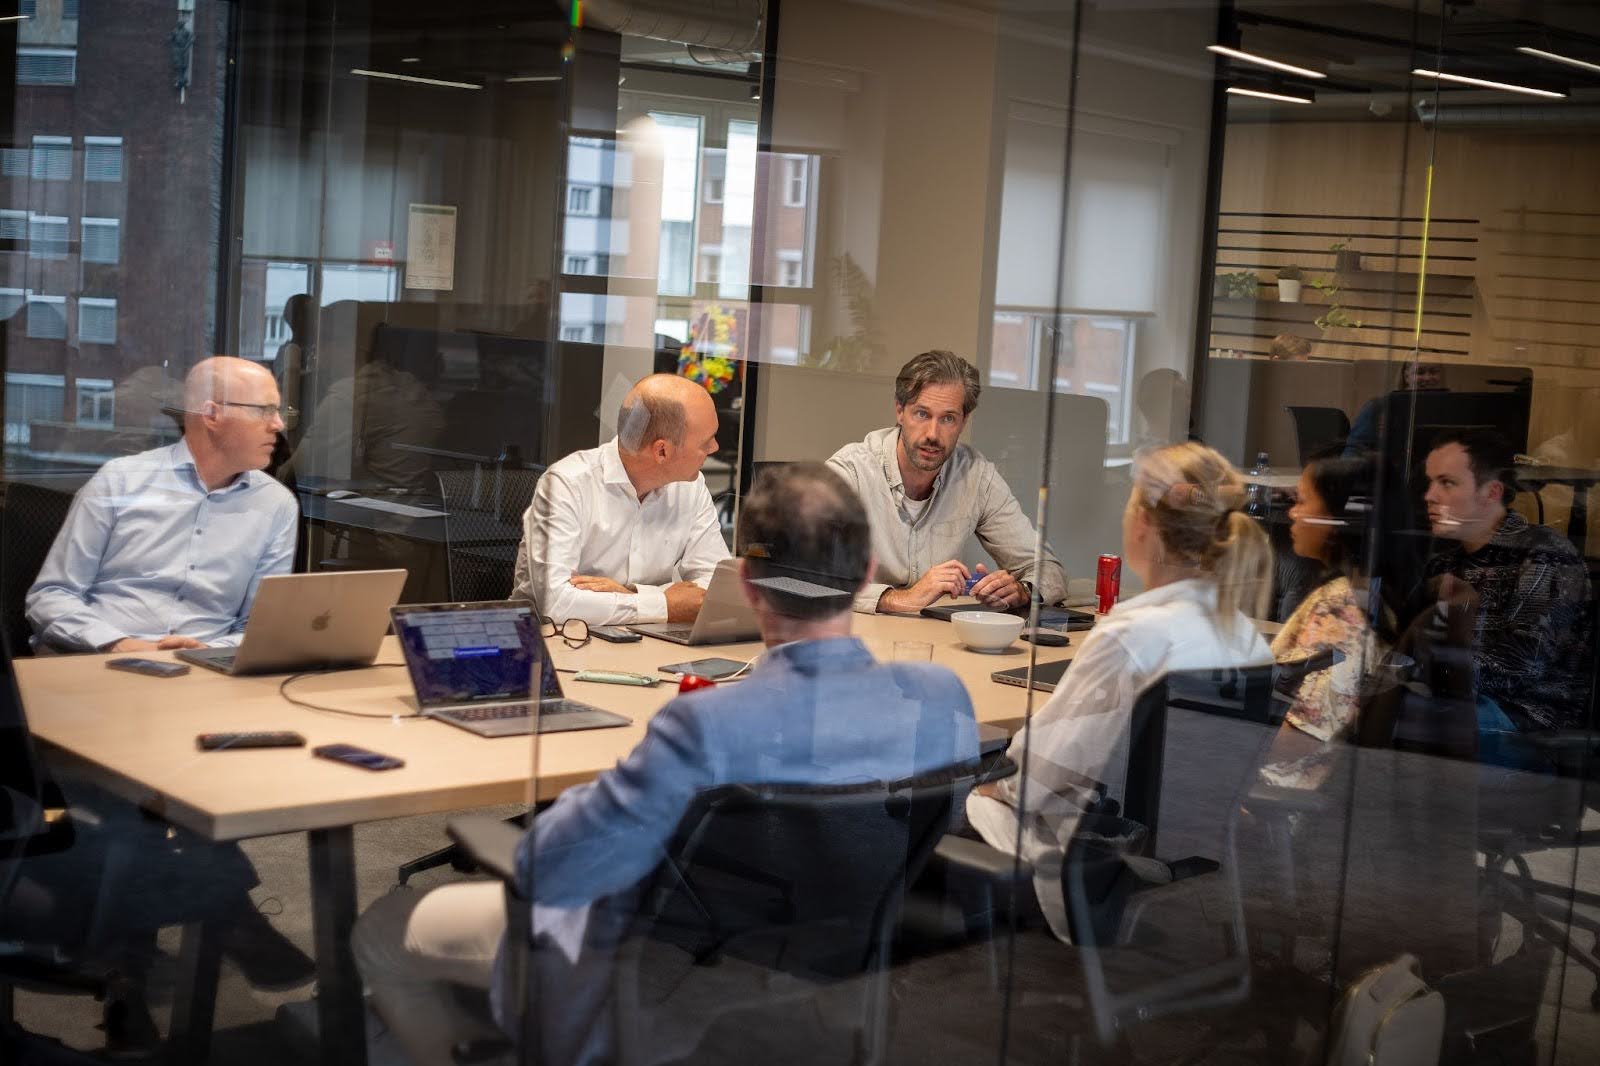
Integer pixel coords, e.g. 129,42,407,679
1260,449,1384,788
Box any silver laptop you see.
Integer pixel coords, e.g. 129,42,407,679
627,558,760,646
391,601,630,738
177,570,407,675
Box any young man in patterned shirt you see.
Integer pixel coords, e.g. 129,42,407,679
1415,429,1592,737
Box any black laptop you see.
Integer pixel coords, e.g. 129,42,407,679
990,658,1073,693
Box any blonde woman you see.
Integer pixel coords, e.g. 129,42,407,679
966,442,1275,940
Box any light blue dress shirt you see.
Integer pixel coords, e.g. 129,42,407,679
25,439,299,652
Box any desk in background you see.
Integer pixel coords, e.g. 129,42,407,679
14,612,1073,1066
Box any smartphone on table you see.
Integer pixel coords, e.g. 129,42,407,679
106,657,190,678
657,657,749,682
590,626,641,643
312,743,405,772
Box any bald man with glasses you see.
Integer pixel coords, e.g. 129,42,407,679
27,356,299,653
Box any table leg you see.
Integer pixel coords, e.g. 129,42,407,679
169,919,223,1065
309,825,367,1066
1569,480,1589,550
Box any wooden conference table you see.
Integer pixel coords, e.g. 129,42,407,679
14,608,1077,1066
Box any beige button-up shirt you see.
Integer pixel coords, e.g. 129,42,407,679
826,427,1068,613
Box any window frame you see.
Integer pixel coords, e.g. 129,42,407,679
74,377,115,427
81,216,121,264
83,136,125,184
16,48,77,88
25,294,68,341
29,136,72,182
77,296,118,346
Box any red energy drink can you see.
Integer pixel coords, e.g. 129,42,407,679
1095,554,1122,614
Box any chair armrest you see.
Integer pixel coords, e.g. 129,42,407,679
933,835,1033,883
447,815,523,885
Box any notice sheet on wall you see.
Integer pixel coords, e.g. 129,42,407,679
405,203,457,291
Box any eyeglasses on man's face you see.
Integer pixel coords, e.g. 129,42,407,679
539,616,590,649
220,400,297,424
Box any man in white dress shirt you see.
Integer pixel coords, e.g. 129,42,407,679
512,373,729,625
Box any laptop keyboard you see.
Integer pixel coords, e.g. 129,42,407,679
437,701,586,722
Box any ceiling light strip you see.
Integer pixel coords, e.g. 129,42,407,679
1225,85,1313,105
350,68,482,90
1410,67,1565,99
1207,45,1326,80
1516,46,1600,76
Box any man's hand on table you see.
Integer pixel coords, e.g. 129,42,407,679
665,581,706,623
877,560,970,614
103,635,204,653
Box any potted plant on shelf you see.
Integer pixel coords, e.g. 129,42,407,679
1276,264,1303,303
1215,271,1260,301
1331,239,1362,274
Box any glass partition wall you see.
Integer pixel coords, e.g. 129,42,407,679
0,2,1595,1065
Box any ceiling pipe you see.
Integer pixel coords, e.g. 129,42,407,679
1416,96,1600,125
572,0,765,51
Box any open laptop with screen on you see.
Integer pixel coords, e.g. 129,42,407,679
390,600,630,738
627,558,760,646
176,569,407,675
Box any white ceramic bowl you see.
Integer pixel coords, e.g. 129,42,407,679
951,611,1024,654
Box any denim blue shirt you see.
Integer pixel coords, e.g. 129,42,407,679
26,440,299,651
514,635,979,907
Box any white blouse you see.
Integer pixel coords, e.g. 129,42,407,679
967,577,1272,940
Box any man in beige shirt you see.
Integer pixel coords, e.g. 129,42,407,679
826,350,1068,614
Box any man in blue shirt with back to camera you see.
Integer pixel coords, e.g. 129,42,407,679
353,462,980,1066
26,355,298,653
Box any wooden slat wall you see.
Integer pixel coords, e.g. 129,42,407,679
1209,211,1478,361
1214,122,1600,551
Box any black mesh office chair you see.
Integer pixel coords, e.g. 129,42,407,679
912,665,1288,1058
437,468,543,602
448,761,982,1066
0,620,225,1062
0,482,76,658
1287,405,1352,466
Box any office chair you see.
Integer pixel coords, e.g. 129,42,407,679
437,467,543,602
447,761,983,1066
1287,406,1352,466
0,621,217,1063
919,665,1287,1057
0,482,75,658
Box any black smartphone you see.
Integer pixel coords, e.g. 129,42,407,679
312,743,405,772
197,731,306,751
590,626,641,643
658,657,749,681
106,657,190,678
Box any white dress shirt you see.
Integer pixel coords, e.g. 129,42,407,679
511,439,730,625
966,578,1272,940
26,439,299,651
